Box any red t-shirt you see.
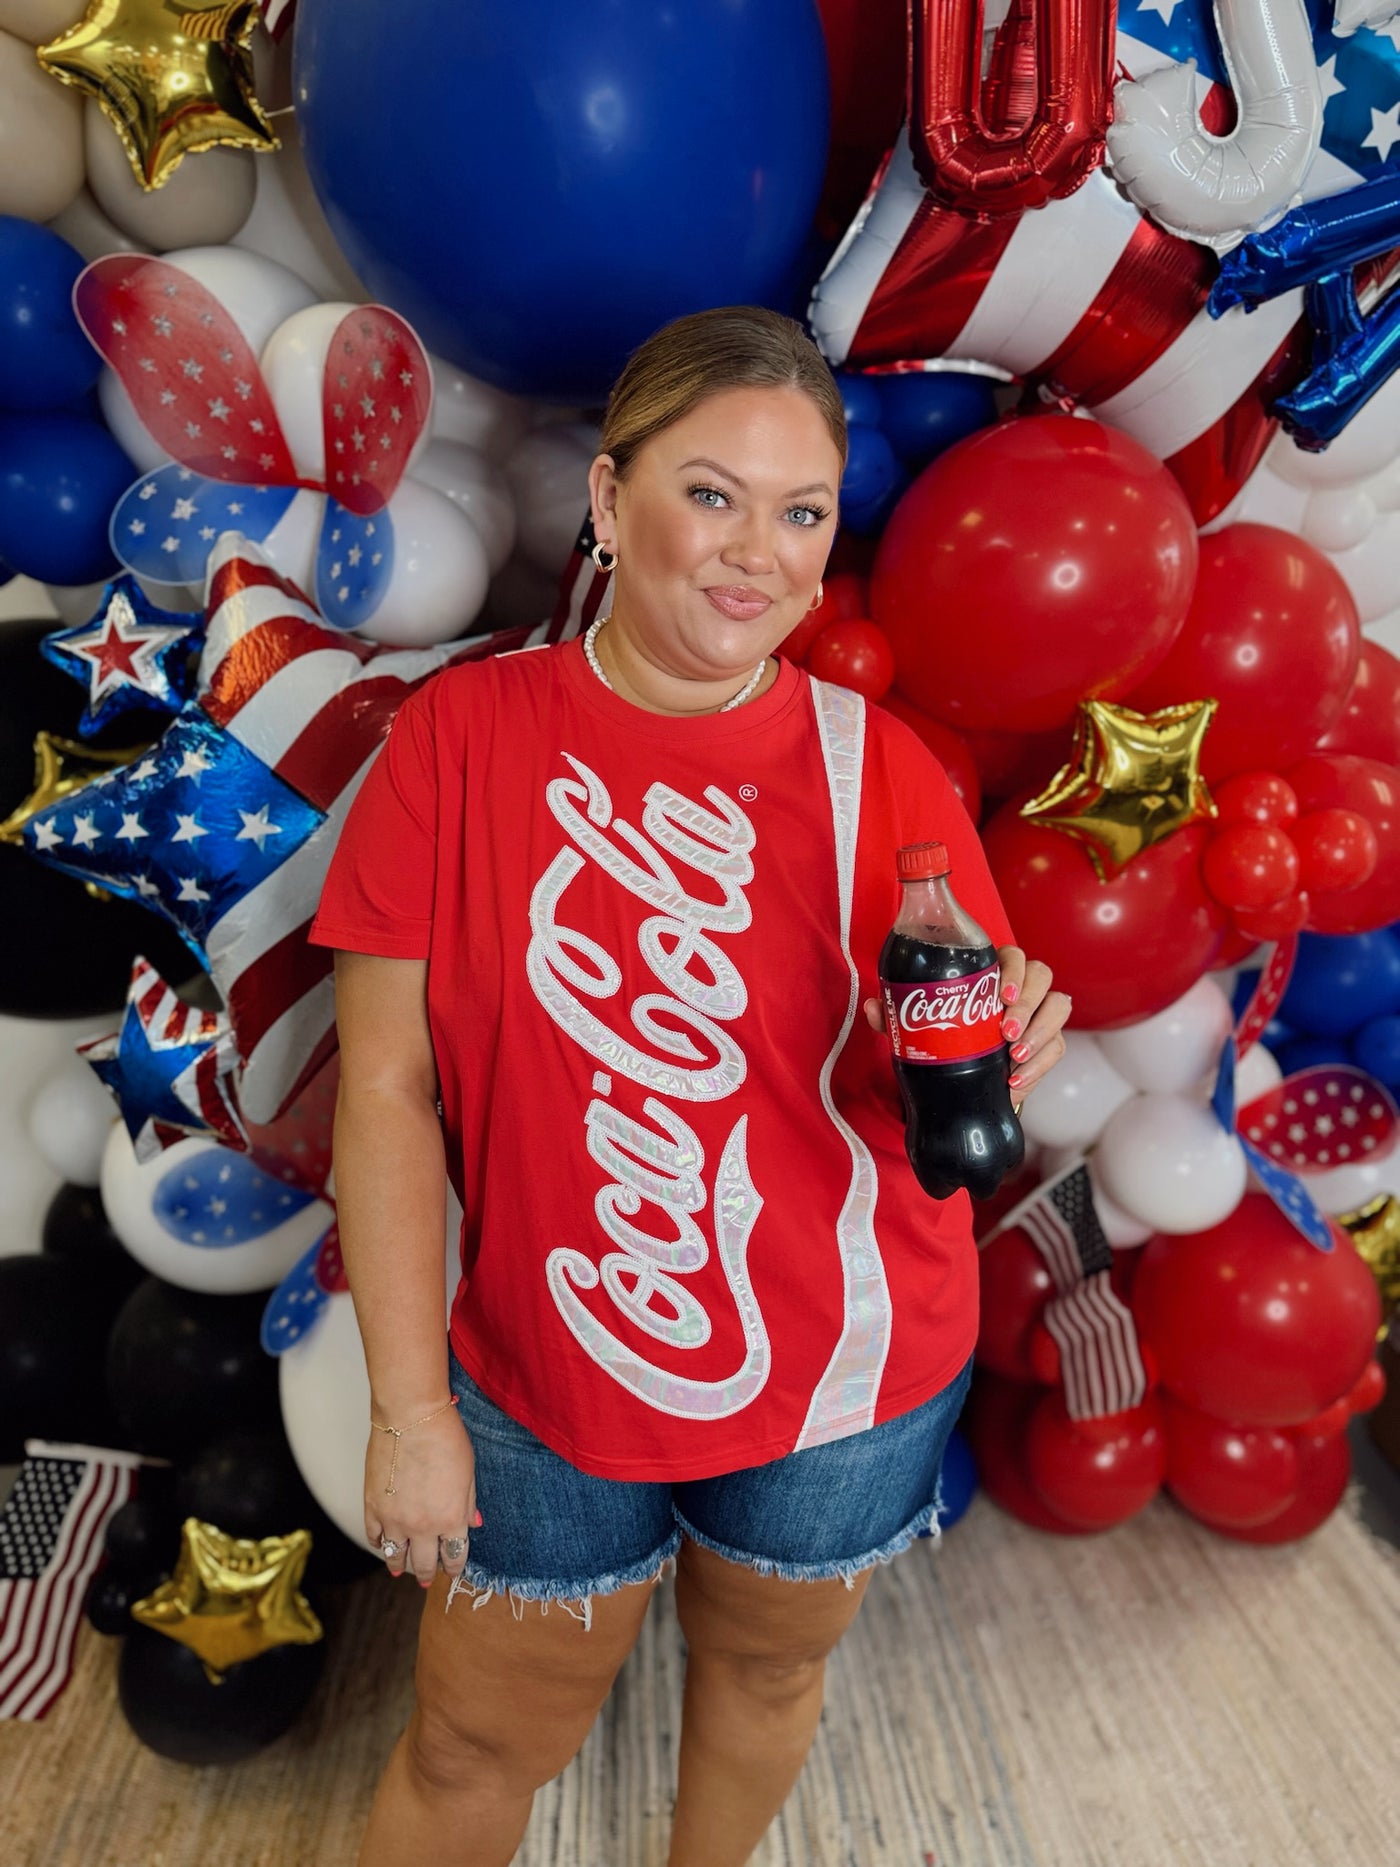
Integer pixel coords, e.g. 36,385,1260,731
309,637,1015,1481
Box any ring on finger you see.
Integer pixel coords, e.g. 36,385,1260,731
379,1537,400,1561
441,1536,466,1561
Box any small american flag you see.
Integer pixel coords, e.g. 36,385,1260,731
987,1161,1148,1420
0,1445,140,1721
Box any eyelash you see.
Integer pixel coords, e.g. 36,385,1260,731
686,481,831,527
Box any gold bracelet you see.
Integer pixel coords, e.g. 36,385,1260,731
370,1395,460,1495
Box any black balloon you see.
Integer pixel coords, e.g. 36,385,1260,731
0,1253,129,1461
85,1567,150,1637
105,1277,281,1460
117,1624,325,1764
42,1183,143,1299
177,1431,380,1584
0,616,197,1018
103,1495,176,1582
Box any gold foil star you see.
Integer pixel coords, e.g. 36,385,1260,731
131,1518,322,1682
37,0,279,191
0,731,152,846
1338,1195,1400,1342
1020,698,1219,881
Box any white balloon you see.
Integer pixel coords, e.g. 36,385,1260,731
1269,369,1400,489
158,245,319,356
412,439,516,576
279,1291,373,1551
0,0,86,41
84,100,255,251
1087,1158,1155,1247
1302,1137,1400,1215
27,1057,117,1186
0,29,84,222
505,424,597,574
1095,1092,1249,1234
1326,509,1400,628
0,1010,113,1255
231,117,367,304
1304,487,1377,555
43,579,112,625
256,489,323,599
428,353,533,462
99,1124,331,1293
258,302,349,482
1019,1032,1136,1151
1235,1041,1284,1106
96,367,167,475
1097,977,1236,1095
357,479,490,647
47,185,151,262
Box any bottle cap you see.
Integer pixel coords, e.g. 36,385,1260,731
896,841,951,881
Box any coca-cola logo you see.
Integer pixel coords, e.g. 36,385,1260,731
896,968,1001,1033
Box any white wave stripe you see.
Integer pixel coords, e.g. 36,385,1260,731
808,134,926,367
236,973,338,1128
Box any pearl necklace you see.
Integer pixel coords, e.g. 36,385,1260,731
582,616,767,713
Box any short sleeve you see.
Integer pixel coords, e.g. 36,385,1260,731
307,688,439,959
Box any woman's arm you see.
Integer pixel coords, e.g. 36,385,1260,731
333,948,476,1586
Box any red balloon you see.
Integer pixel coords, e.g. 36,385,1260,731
878,691,981,820
871,415,1198,733
1129,525,1360,781
1215,921,1266,967
1131,1196,1382,1426
1287,754,1400,933
1347,1357,1387,1415
1161,1397,1300,1530
806,618,896,700
976,1224,1054,1380
1315,639,1400,767
1213,771,1299,828
779,573,872,664
958,723,1069,801
1201,823,1300,913
1291,807,1379,897
812,0,907,239
1023,1391,1166,1531
1212,1430,1350,1545
982,808,1227,1028
1234,890,1311,943
962,1372,1086,1535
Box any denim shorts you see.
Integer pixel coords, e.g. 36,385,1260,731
443,1343,975,1632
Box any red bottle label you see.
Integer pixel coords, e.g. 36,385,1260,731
881,964,1005,1064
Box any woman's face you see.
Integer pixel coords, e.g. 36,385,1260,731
588,383,842,680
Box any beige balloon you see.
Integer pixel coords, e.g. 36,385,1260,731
47,185,151,261
0,0,83,44
0,29,84,220
85,100,256,250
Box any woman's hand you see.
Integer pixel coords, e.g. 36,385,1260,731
365,1405,479,1589
861,946,1071,1102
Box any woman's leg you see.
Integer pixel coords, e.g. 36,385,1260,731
358,1568,659,1867
667,1536,875,1867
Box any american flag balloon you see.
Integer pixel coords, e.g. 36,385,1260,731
74,255,433,631
809,4,1400,521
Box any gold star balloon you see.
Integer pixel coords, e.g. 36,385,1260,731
36,0,279,191
131,1518,322,1682
1020,697,1219,881
1338,1195,1400,1342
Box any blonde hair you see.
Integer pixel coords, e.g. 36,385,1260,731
599,306,848,484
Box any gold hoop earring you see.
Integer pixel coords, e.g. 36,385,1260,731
807,581,824,613
591,541,618,573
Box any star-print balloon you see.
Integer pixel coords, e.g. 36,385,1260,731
151,1145,317,1247
79,956,243,1160
74,255,432,629
260,1237,331,1355
41,575,203,736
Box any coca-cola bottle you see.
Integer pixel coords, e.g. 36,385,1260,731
878,840,1025,1202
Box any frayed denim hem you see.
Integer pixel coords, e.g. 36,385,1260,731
443,1525,682,1633
671,1473,948,1592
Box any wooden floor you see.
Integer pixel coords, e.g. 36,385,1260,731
2,1483,1399,1867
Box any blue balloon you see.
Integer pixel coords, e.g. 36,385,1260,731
936,1430,978,1531
839,423,902,533
1275,1034,1355,1076
294,0,829,402
875,370,999,469
0,412,133,586
0,217,101,413
1353,1014,1400,1089
833,371,882,430
1279,929,1400,1037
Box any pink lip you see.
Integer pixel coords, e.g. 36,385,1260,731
704,585,772,620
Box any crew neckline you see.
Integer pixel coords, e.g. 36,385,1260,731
556,631,806,741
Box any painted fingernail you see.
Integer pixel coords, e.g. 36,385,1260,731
420,1579,432,1590
1011,1042,1031,1063
1008,1072,1025,1090
1003,1019,1022,1042
473,1509,484,1527
1003,982,1020,1004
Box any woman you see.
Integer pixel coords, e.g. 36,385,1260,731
310,305,1070,1867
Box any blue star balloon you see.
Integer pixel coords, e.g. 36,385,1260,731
21,703,325,967
40,574,203,736
110,463,296,590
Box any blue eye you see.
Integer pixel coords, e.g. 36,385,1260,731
688,483,728,509
787,504,830,527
